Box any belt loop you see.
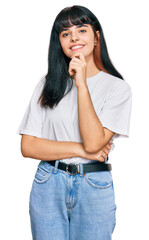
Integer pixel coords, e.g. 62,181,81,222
79,163,84,177
105,155,109,163
53,160,60,173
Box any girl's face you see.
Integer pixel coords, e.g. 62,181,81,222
59,24,99,61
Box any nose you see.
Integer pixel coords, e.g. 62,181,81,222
70,33,79,42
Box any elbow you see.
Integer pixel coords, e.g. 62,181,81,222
84,144,102,153
20,135,35,158
21,144,30,158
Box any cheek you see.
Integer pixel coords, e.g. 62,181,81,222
86,38,95,51
83,34,94,46
60,40,70,54
59,40,64,50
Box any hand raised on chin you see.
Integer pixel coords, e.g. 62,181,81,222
69,52,87,89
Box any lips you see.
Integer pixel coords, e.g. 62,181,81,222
70,44,85,50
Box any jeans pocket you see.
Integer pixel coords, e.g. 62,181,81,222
84,171,113,189
34,165,53,184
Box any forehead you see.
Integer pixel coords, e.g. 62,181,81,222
60,24,91,32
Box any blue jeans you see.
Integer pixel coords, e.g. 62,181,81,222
29,160,117,240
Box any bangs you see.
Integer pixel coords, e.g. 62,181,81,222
54,7,92,33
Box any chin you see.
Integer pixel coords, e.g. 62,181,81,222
70,50,87,58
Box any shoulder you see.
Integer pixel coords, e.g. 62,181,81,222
33,75,46,96
101,71,132,96
36,75,46,90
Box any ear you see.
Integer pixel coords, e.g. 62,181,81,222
95,30,100,41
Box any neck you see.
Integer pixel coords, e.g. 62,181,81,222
85,54,101,78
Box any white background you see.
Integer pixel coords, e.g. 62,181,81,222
0,0,149,239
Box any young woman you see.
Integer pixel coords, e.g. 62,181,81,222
18,5,132,240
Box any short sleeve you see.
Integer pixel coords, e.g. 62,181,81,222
98,80,132,139
17,77,45,138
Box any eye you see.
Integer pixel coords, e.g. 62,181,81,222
62,33,69,37
80,29,86,33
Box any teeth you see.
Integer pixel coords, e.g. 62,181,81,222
71,45,84,50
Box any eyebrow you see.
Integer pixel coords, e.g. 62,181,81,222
60,24,88,33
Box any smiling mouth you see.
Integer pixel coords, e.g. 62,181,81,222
70,45,85,51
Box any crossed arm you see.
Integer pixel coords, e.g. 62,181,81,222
21,135,112,162
21,85,113,162
77,85,115,153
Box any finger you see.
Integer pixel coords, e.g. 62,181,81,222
69,69,75,77
70,58,85,66
77,52,85,62
97,151,107,160
69,62,81,67
71,55,81,61
97,156,105,162
104,145,111,151
71,58,82,65
68,66,76,76
71,52,82,58
106,142,113,146
102,147,109,155
105,143,112,150
72,53,85,62
100,151,108,159
69,63,81,73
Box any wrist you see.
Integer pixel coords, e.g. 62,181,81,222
77,83,88,93
74,142,86,158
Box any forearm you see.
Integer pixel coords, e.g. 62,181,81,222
78,85,106,152
21,136,84,161
21,135,112,162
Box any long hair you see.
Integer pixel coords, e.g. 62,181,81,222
39,5,124,109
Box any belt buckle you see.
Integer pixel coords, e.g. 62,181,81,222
66,163,79,175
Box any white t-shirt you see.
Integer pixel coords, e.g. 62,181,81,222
17,70,132,164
